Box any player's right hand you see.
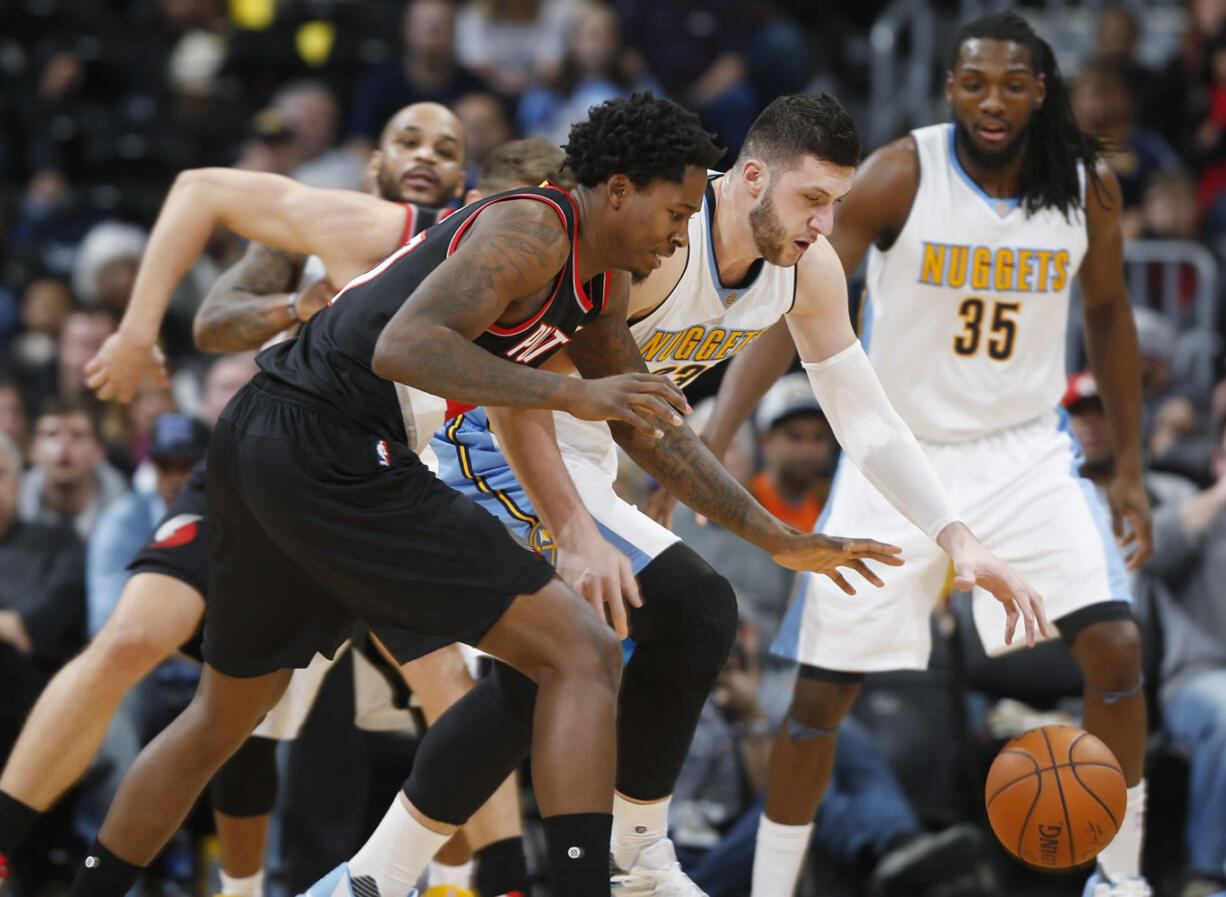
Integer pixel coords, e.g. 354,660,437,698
84,330,170,403
568,373,691,438
768,532,905,595
555,535,642,639
938,522,1050,647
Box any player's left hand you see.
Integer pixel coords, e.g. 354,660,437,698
84,330,170,403
768,532,905,595
1107,468,1153,571
939,522,1050,648
555,534,642,639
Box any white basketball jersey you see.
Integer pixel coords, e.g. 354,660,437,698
864,123,1088,442
552,176,798,469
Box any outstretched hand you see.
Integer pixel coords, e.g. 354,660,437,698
768,532,905,595
940,523,1050,647
84,331,170,403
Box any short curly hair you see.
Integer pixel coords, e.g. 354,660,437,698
564,92,724,188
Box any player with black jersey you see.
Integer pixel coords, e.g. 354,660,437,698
67,94,724,897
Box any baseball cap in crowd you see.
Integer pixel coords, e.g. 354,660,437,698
755,372,823,432
1061,370,1101,412
150,413,210,466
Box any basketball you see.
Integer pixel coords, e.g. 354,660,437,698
984,724,1127,870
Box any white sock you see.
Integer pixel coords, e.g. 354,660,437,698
218,869,265,897
1097,778,1146,883
349,796,453,897
427,858,474,889
611,793,671,869
752,814,812,897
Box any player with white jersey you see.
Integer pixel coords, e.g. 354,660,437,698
402,93,1048,897
702,15,1152,897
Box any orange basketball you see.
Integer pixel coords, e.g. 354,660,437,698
984,724,1126,870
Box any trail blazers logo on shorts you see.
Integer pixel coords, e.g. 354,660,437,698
150,513,204,549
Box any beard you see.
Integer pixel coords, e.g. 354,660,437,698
748,189,791,265
952,116,1030,172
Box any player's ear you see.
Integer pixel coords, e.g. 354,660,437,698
742,159,767,199
1035,72,1047,110
606,173,630,209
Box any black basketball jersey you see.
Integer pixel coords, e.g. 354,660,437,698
257,186,610,445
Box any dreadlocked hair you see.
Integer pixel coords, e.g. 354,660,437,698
952,11,1105,218
564,91,724,188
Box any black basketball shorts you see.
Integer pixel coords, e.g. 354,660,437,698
201,376,556,678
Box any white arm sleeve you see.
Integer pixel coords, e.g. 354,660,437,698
804,341,960,541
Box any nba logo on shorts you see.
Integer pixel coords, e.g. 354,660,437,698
375,439,390,467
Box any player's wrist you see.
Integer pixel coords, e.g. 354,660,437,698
935,520,974,557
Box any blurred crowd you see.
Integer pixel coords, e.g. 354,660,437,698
3,1,1226,896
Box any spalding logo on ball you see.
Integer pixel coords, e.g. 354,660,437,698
985,724,1126,869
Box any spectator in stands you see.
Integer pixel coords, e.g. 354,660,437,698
273,80,366,190
18,398,128,541
1067,372,1226,897
234,106,301,176
16,307,119,418
198,352,258,426
0,432,86,760
617,0,758,157
71,221,147,318
347,0,489,155
1072,56,1183,238
12,278,73,375
1141,170,1202,241
517,3,662,145
1094,5,1158,128
0,382,28,455
453,91,516,186
455,0,577,98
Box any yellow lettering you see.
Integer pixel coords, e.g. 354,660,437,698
946,246,969,288
640,330,683,362
994,248,1015,292
971,247,992,290
1050,250,1070,291
694,328,727,362
672,326,707,361
920,242,946,285
1016,249,1035,292
1034,250,1054,292
713,330,746,361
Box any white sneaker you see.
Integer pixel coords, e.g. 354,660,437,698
1084,868,1153,897
610,838,707,897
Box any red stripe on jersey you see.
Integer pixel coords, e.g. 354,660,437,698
400,203,418,246
446,191,574,337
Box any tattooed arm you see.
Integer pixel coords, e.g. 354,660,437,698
551,274,903,588
371,200,684,434
193,243,311,352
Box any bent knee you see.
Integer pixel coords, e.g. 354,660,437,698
1074,619,1143,687
93,619,178,679
790,676,860,731
637,546,738,671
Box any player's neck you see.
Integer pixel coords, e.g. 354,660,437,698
710,175,762,285
953,136,1027,200
570,187,620,283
